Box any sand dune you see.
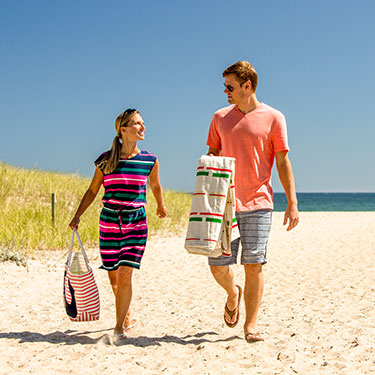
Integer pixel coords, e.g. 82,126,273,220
1,212,375,374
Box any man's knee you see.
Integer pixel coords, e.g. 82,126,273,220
244,263,262,279
210,265,230,278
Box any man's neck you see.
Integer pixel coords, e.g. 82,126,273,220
236,94,261,115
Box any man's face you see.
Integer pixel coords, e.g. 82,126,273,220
223,74,248,105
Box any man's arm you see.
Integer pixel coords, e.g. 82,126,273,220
275,151,299,231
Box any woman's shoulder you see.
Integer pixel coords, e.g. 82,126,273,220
94,150,111,166
138,150,158,162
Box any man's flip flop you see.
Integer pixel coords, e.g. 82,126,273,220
245,332,264,343
224,285,242,328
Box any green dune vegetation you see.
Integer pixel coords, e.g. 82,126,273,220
0,162,191,257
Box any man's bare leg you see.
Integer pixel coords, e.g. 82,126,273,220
243,263,264,337
210,265,240,325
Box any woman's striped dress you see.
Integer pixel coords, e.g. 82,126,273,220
94,150,157,270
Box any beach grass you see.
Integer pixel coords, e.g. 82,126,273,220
0,162,191,254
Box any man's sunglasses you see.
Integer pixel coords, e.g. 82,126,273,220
120,108,137,127
223,83,235,92
224,81,248,92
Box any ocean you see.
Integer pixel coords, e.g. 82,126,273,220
273,193,375,211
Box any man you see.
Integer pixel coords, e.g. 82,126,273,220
206,61,299,342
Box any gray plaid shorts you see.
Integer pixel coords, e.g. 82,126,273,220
208,210,272,266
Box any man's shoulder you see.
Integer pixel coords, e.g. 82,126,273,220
259,103,285,120
213,105,237,118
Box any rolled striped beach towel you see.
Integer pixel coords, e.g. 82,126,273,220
185,155,240,257
63,230,100,322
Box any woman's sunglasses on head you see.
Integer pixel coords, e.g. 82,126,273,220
120,108,137,127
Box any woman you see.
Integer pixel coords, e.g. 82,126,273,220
69,108,167,337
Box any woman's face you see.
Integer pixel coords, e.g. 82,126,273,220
121,113,145,142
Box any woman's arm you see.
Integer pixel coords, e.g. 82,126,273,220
69,167,104,229
148,159,167,218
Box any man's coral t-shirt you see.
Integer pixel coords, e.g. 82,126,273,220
206,103,289,212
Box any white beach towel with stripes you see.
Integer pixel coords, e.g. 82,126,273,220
185,155,240,257
63,230,100,322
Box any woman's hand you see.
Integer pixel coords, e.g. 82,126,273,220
69,215,80,230
156,205,167,218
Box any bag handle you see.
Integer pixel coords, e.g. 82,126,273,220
66,229,90,269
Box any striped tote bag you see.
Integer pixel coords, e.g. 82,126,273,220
63,229,100,322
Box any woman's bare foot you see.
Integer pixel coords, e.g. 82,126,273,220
113,328,126,339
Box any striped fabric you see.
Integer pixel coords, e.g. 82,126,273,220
95,150,156,210
185,155,240,257
64,265,100,322
99,206,147,270
95,151,156,270
64,230,100,322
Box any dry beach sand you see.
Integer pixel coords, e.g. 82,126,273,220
1,212,375,375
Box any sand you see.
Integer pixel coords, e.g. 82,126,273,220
1,212,375,375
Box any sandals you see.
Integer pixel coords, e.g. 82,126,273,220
223,285,264,342
124,319,137,331
224,285,242,328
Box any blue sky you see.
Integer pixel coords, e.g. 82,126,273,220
1,0,374,192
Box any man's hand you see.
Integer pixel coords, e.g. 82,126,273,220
207,147,220,156
283,203,299,231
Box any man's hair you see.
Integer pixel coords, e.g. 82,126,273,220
222,61,258,91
